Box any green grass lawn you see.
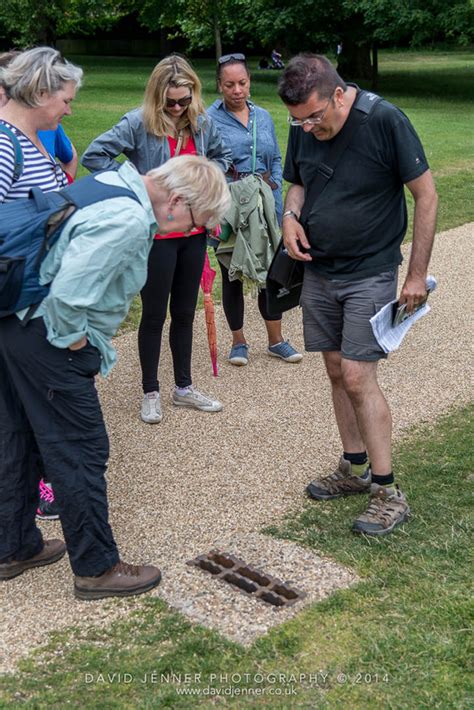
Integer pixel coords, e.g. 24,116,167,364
1,404,471,708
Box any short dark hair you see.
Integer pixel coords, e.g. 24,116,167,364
278,54,346,105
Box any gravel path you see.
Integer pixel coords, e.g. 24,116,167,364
1,224,473,674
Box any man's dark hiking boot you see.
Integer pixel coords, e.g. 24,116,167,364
352,484,410,536
306,456,371,500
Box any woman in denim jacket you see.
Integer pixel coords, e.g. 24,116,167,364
82,55,232,424
208,53,302,367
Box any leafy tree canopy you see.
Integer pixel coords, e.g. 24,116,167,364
0,0,127,47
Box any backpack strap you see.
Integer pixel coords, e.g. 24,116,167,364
0,122,24,181
59,171,141,209
30,186,59,212
353,90,382,114
299,90,383,229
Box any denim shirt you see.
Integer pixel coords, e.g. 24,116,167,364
207,99,283,223
81,109,232,175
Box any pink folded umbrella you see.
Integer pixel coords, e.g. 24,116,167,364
200,252,218,377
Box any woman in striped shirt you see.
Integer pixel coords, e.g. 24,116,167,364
0,47,83,521
0,47,82,202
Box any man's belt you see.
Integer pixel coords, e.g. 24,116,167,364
226,167,278,190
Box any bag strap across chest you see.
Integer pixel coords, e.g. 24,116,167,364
299,90,383,229
0,122,24,181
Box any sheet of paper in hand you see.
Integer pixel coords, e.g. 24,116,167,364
370,275,437,353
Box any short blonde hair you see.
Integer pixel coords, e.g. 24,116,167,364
143,54,205,138
147,155,230,227
0,47,82,108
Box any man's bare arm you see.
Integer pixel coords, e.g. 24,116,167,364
399,170,438,312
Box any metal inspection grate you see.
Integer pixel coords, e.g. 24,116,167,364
187,550,306,608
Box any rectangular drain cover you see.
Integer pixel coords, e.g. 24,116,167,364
187,550,306,608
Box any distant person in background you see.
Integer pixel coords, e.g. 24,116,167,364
257,57,269,70
208,53,302,367
336,42,343,56
0,47,82,521
271,49,284,70
82,54,231,424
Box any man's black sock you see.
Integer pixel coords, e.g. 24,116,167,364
343,451,368,466
371,472,395,487
343,451,368,477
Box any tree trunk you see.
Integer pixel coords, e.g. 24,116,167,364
371,43,379,91
337,37,372,82
214,14,222,90
214,18,222,62
37,23,56,47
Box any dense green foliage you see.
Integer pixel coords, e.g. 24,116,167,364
1,0,472,70
0,0,126,47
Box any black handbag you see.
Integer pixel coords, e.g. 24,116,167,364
265,241,305,316
266,90,382,316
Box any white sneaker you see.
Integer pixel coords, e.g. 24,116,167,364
171,386,223,412
140,392,163,424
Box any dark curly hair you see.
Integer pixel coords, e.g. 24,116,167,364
278,54,346,105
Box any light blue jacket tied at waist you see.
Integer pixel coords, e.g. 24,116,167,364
81,108,232,174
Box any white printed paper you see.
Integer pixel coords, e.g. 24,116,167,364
370,276,437,353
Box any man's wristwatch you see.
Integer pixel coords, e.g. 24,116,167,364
282,209,299,220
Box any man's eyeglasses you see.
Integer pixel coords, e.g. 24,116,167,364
218,53,246,65
188,205,198,232
287,92,334,127
165,95,192,108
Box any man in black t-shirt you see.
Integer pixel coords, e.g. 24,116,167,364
278,54,438,536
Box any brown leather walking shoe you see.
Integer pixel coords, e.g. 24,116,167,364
0,539,66,580
352,484,410,536
74,560,162,600
306,456,371,500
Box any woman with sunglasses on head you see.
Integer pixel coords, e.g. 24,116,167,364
82,55,232,424
208,53,302,367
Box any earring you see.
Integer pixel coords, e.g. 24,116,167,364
167,214,174,221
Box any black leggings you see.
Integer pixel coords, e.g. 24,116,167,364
218,260,281,332
138,234,207,393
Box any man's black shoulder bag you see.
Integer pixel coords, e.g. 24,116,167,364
266,90,383,316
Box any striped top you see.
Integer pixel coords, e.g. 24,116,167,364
0,121,68,203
